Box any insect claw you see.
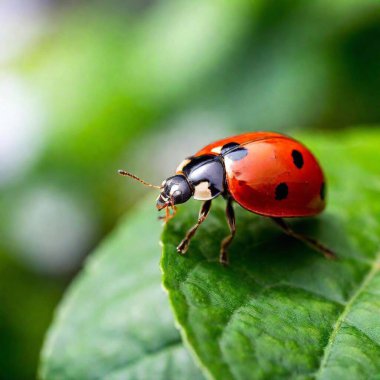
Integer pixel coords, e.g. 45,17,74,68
177,243,188,255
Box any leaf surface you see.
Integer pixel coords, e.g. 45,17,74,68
40,201,204,380
161,129,380,380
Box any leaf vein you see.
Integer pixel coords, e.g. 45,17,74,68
344,321,380,352
105,337,182,378
314,254,380,378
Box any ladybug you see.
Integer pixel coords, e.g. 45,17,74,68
119,132,335,264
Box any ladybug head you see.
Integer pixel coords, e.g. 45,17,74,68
156,175,193,210
117,169,192,220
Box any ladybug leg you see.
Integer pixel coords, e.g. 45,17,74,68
271,217,336,259
177,200,212,255
220,197,236,265
158,197,177,222
171,204,177,218
158,206,171,222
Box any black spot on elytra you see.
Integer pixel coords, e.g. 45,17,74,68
320,182,326,200
275,183,288,200
221,142,239,154
222,142,248,161
292,149,304,169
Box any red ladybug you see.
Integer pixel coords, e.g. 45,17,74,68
119,132,335,264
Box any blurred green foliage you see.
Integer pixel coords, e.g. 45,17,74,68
39,201,204,380
0,249,63,379
1,0,380,378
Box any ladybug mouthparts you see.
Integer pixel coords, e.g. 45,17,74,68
156,175,193,212
156,194,170,210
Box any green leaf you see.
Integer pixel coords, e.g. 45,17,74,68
39,201,204,380
161,129,380,380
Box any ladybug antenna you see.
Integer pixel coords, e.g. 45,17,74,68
118,170,161,189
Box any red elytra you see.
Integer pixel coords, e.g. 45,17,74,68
194,132,326,218
119,131,334,264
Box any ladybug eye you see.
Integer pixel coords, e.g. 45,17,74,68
172,190,182,200
169,184,180,196
163,175,192,205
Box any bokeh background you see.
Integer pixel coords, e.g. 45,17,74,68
1,0,380,378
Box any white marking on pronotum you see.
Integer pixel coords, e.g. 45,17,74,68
193,181,212,200
211,146,222,154
176,158,192,173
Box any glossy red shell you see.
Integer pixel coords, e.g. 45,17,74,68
195,132,326,217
